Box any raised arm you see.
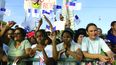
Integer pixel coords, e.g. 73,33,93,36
49,32,58,60
0,21,15,37
35,18,43,31
43,15,53,32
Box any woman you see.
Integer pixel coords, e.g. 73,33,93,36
30,15,56,65
52,29,83,65
0,21,15,65
2,28,14,56
8,28,31,65
81,23,114,65
31,29,53,65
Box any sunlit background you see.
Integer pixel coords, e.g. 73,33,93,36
1,0,116,34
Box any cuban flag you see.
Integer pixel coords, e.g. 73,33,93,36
74,15,80,25
42,10,53,18
55,5,62,9
69,2,75,6
46,25,56,32
68,2,82,11
42,10,50,15
32,9,40,17
74,2,82,10
68,2,75,11
74,15,80,30
0,8,6,11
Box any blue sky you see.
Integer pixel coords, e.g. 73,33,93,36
3,0,116,34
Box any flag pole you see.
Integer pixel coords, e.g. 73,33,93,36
68,0,75,30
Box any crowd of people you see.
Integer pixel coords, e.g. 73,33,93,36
0,15,116,65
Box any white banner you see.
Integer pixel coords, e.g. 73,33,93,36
53,21,66,30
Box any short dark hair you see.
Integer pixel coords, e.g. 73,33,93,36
111,21,116,26
15,28,26,37
61,28,74,39
86,23,97,32
74,28,87,42
35,29,48,39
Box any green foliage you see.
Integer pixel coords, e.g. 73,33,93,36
0,20,7,25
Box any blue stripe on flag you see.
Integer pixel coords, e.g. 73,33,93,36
74,15,80,25
69,2,75,6
56,5,62,9
34,9,37,13
42,10,50,15
50,10,53,13
75,15,79,19
53,26,56,32
46,25,56,31
28,9,31,13
46,25,50,29
24,26,30,32
0,8,6,11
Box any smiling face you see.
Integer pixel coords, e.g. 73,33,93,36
14,29,22,41
86,25,98,40
35,31,43,43
13,28,26,42
62,32,72,44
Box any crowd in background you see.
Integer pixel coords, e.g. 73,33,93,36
0,14,116,65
